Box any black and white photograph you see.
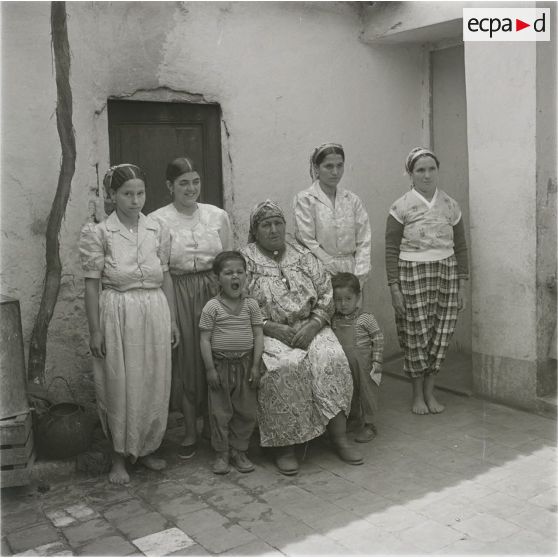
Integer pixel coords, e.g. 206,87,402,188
1,0,556,556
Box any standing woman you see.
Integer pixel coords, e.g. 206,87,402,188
150,157,233,458
294,143,371,286
80,164,179,484
385,147,469,415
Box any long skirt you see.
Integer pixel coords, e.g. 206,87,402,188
93,288,171,458
257,327,353,447
395,255,459,378
171,271,218,414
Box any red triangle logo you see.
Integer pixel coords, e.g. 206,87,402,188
516,19,530,31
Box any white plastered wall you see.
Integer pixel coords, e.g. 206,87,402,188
465,40,539,408
1,2,424,386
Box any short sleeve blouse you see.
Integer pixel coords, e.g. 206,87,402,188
150,203,233,274
79,212,170,291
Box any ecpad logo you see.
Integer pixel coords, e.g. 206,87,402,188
463,8,550,41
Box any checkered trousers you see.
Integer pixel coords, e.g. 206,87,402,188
395,255,459,378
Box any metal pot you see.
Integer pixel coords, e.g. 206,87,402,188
35,376,96,459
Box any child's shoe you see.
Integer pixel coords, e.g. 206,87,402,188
354,423,377,443
212,451,230,475
230,449,255,473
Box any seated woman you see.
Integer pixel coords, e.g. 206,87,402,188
240,200,363,475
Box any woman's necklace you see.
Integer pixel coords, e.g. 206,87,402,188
175,205,200,248
256,244,290,289
118,214,138,233
257,244,284,261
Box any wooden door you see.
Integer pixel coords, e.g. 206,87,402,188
107,100,223,214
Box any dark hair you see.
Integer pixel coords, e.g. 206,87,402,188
212,251,247,275
104,164,145,193
407,153,440,174
331,272,361,295
166,157,202,183
314,145,345,166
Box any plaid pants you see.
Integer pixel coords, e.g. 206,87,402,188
395,256,459,378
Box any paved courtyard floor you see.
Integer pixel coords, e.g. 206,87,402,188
2,376,557,556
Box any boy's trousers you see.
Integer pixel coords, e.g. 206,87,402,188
333,322,379,425
208,350,257,452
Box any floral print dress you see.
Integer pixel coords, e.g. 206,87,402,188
241,241,353,447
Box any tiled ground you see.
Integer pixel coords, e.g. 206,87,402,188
2,376,556,556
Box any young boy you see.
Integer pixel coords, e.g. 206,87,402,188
199,251,264,474
331,272,384,443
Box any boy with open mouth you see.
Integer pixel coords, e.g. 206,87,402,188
199,251,264,474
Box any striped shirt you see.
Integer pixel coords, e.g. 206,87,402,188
199,297,263,352
332,311,384,368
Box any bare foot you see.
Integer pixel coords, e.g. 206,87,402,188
139,455,167,471
423,375,445,413
412,396,430,415
425,395,445,414
411,377,429,414
109,454,130,484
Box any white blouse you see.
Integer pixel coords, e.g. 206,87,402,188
79,212,170,291
150,203,233,274
293,182,372,283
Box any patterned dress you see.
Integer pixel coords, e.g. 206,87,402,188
241,241,353,447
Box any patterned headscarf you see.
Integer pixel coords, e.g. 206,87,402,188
405,147,439,175
309,143,345,181
248,200,285,243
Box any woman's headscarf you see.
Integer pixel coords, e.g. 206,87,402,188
405,147,439,175
248,200,285,243
309,143,345,181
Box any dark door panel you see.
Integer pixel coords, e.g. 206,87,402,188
108,100,223,214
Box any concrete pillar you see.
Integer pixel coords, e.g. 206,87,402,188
535,3,557,400
465,41,538,410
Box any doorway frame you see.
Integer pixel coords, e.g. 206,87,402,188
420,37,465,150
91,88,234,220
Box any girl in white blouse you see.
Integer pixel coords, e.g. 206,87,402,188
294,143,372,287
80,164,179,484
150,157,233,459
